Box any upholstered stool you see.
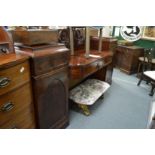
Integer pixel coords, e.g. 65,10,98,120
69,79,110,116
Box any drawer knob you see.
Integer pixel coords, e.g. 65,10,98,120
0,77,11,88
0,102,14,112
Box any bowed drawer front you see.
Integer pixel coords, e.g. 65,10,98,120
0,61,30,96
0,83,34,129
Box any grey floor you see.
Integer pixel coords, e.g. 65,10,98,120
67,69,152,129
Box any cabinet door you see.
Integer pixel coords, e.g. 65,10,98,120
120,49,132,69
33,67,69,129
115,50,123,67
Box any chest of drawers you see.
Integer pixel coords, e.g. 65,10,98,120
0,54,35,129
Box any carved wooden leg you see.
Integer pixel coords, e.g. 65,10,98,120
78,104,90,116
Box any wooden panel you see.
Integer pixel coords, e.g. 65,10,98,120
0,61,30,96
32,67,69,129
10,29,59,46
0,83,35,129
31,50,69,76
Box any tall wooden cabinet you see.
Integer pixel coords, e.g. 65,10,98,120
114,45,144,74
0,54,35,129
16,44,70,128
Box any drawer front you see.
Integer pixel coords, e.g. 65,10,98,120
0,61,30,96
0,83,35,129
83,60,104,78
31,51,69,76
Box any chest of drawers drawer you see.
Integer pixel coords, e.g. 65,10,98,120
0,83,35,129
0,61,30,96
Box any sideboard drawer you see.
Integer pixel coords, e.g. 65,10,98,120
83,59,104,78
0,83,35,128
0,61,30,96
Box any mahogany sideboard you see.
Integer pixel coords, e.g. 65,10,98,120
15,43,70,129
69,50,113,89
0,53,35,129
114,45,144,74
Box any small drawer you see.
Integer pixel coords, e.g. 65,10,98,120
0,83,35,128
83,60,104,78
31,50,69,76
0,108,35,129
0,61,30,96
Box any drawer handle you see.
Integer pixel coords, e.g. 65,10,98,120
1,102,14,112
0,77,11,88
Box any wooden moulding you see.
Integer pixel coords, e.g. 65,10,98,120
9,29,59,46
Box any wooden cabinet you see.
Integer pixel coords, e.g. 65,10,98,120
0,54,35,129
114,45,144,74
16,44,70,129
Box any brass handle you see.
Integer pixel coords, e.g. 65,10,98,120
0,102,14,112
0,77,11,88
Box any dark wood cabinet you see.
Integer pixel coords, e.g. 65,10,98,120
16,44,70,128
114,45,144,74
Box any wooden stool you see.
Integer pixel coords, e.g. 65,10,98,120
69,79,110,116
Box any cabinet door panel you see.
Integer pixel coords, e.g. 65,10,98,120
33,67,68,129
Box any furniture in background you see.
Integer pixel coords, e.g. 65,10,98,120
58,27,85,50
0,54,35,128
15,44,70,129
90,36,118,53
137,48,155,76
114,45,144,74
0,27,14,53
137,48,155,96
